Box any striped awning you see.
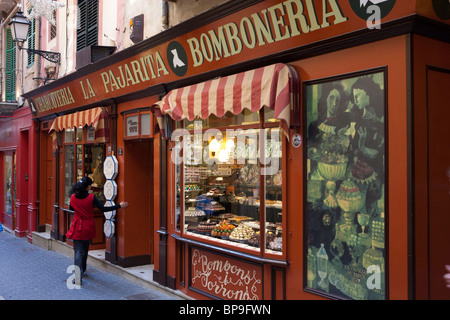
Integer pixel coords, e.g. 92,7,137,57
49,107,110,147
152,63,299,138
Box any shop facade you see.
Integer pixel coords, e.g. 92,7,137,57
23,0,450,300
0,106,38,242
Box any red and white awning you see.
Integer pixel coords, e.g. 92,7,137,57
49,107,110,147
152,63,299,137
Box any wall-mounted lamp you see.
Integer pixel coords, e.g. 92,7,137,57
9,11,61,63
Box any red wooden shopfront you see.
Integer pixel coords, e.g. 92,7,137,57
0,106,38,242
22,0,450,300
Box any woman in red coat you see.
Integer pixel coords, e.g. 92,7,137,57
67,177,128,285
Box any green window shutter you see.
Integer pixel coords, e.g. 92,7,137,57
77,0,98,51
27,15,36,67
5,28,16,102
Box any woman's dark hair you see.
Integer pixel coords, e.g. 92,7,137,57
317,82,347,121
71,176,93,195
351,76,383,117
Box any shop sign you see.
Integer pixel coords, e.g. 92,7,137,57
190,248,263,300
26,0,415,118
103,180,117,201
103,155,119,180
126,115,139,137
103,220,115,238
103,155,119,238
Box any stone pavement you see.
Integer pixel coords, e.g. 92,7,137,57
0,230,180,300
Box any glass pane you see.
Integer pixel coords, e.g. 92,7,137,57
180,121,261,253
64,145,75,206
86,125,95,142
76,145,83,182
140,113,151,136
65,129,74,143
86,145,105,202
305,72,386,300
263,128,283,255
184,110,260,130
174,135,182,232
126,115,139,137
4,154,13,215
76,126,83,142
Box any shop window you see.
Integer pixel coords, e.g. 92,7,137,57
304,70,386,300
3,154,14,215
63,125,105,206
174,108,284,257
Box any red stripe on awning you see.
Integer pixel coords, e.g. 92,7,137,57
152,63,299,138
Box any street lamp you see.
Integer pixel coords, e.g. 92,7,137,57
8,11,61,64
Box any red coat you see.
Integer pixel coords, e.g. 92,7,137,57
66,193,96,240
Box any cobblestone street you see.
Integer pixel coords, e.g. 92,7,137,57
0,230,178,300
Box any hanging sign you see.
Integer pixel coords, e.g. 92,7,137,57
103,180,117,201
103,220,115,238
103,155,119,180
103,154,118,238
104,201,117,220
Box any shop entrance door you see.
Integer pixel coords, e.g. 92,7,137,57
124,140,154,264
427,68,450,300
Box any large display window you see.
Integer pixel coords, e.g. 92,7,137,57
63,125,105,206
174,108,285,257
304,69,386,300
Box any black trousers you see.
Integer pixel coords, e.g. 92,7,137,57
73,240,90,276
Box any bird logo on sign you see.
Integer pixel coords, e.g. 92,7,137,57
167,41,189,77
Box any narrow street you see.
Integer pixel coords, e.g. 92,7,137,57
0,230,179,300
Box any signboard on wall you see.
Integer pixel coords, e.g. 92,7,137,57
190,248,263,300
25,0,418,118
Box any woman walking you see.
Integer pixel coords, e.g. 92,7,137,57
66,177,128,285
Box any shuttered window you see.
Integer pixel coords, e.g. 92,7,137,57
77,0,98,51
5,28,16,102
27,9,36,67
